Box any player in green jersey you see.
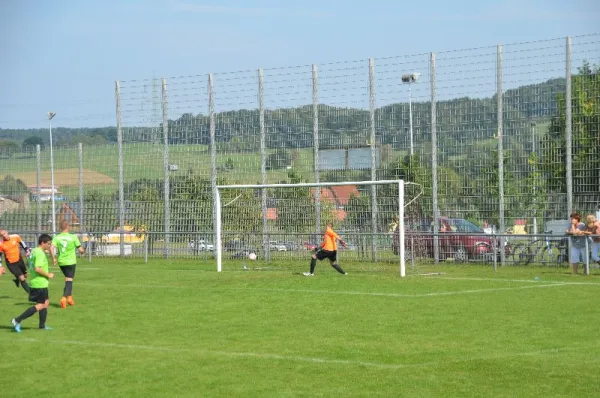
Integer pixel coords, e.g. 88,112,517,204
11,234,54,332
51,220,84,308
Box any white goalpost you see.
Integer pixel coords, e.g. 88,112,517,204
215,179,408,276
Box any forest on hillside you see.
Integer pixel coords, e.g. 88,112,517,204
0,76,565,151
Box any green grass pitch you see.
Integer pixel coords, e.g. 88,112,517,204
1,258,599,397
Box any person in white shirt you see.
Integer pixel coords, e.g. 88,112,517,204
482,220,493,234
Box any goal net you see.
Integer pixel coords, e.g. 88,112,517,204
214,179,422,277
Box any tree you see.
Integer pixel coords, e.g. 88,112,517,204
83,190,118,235
169,175,213,233
266,149,292,170
125,180,163,233
471,149,521,225
221,188,262,234
542,61,600,213
271,170,330,233
343,193,372,232
0,140,20,158
123,174,216,235
0,175,28,197
22,136,45,151
522,151,548,228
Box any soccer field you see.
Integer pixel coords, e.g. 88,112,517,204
1,259,599,397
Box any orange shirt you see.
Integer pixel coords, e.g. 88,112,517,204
321,227,339,251
0,234,23,263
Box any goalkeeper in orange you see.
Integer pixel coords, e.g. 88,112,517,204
303,221,348,276
0,229,32,294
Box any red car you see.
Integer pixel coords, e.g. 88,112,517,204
393,217,508,262
303,241,319,251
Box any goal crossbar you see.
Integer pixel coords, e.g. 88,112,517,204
214,179,406,276
218,179,403,190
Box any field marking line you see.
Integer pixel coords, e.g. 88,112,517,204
76,281,575,297
9,338,600,370
441,276,600,286
16,338,409,369
228,283,571,297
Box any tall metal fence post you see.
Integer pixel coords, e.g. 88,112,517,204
430,52,440,264
497,45,506,266
565,36,573,215
115,81,125,257
258,68,268,261
368,58,378,262
78,143,85,242
36,144,41,234
144,237,148,264
585,238,590,275
312,64,321,235
162,78,171,258
208,74,218,252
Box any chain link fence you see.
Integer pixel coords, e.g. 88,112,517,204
0,34,598,264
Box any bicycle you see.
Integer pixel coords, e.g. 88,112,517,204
510,231,562,266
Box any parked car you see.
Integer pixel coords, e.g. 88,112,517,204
339,241,356,251
279,241,301,251
189,239,214,252
268,241,287,251
303,241,319,251
393,217,509,262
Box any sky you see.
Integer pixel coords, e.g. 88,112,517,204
0,0,598,129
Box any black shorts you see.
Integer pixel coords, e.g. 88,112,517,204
59,265,76,278
315,249,337,262
29,288,49,304
6,258,27,278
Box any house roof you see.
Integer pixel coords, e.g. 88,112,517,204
310,185,360,206
263,186,359,221
328,185,360,206
56,202,81,224
265,208,277,220
332,209,346,221
27,184,61,189
28,185,62,194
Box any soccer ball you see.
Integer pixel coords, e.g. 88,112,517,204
248,252,257,261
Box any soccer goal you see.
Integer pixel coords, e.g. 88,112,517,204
214,179,419,277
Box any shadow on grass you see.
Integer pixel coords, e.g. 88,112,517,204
0,325,17,330
0,325,35,332
12,302,63,309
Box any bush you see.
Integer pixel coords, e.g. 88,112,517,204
266,149,291,170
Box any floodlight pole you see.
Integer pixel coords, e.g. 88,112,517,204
402,73,419,156
48,112,56,233
408,83,413,156
531,121,538,235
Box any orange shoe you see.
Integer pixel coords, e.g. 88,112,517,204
60,297,67,309
67,296,75,306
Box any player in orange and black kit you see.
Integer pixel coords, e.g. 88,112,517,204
303,221,348,276
0,229,31,294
